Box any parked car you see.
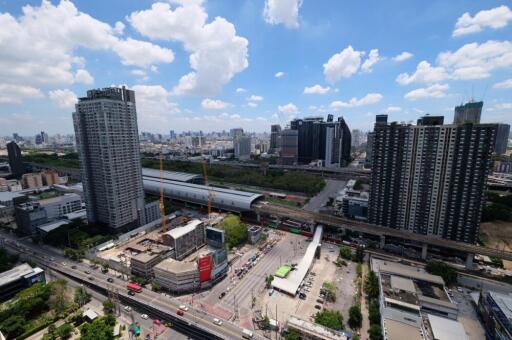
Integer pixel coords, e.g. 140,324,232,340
213,318,223,326
88,276,94,281
128,291,135,296
179,305,189,311
177,309,184,316
141,314,148,319
219,292,226,299
314,305,322,310
107,278,114,283
71,265,77,269
124,306,132,312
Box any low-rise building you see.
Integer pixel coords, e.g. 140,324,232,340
0,191,27,227
161,219,205,260
478,290,512,340
42,169,60,186
38,193,82,220
15,202,48,235
22,173,43,189
284,315,348,340
0,263,45,301
153,258,199,293
334,180,368,221
248,225,262,244
130,247,169,278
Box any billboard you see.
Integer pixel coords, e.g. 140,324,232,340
198,254,213,282
205,227,225,249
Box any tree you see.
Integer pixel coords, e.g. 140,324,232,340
286,328,300,340
261,316,271,330
339,245,352,260
322,281,337,302
0,315,26,339
49,279,68,315
348,305,362,329
103,299,115,315
365,271,379,299
314,309,344,331
425,261,457,286
265,275,274,288
74,287,91,306
80,315,115,340
368,324,383,340
368,300,381,326
354,246,365,263
152,281,162,292
219,215,248,249
0,249,19,272
56,323,73,339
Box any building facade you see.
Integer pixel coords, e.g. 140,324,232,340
38,193,82,220
42,169,60,186
270,124,282,154
234,135,251,160
73,87,146,231
7,141,24,178
21,173,43,189
15,202,48,235
453,101,483,124
278,129,298,165
495,123,510,155
369,114,496,244
478,291,512,340
0,264,45,302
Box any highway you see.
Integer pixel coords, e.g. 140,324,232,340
0,232,263,340
253,203,512,261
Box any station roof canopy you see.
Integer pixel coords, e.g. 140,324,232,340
142,168,203,183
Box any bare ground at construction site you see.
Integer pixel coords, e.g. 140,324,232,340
480,221,512,269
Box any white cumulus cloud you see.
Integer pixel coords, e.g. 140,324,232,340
323,45,364,83
248,102,258,108
404,84,449,101
396,61,448,85
49,89,77,109
75,69,94,84
263,0,302,29
385,106,402,113
278,102,299,114
128,1,248,96
453,5,512,37
130,84,180,130
329,93,383,109
201,98,229,110
361,49,381,72
493,79,512,89
275,71,285,78
236,88,247,93
392,51,413,62
0,84,43,104
303,84,330,95
247,95,264,102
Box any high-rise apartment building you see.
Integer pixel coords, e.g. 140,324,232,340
230,128,244,139
73,87,146,231
495,123,510,155
369,114,496,244
234,135,251,160
270,124,282,154
453,101,483,124
7,141,24,178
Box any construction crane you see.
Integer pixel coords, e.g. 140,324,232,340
159,154,167,232
202,160,213,227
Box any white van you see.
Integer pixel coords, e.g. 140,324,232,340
242,328,253,339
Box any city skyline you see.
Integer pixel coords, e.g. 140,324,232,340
0,1,510,135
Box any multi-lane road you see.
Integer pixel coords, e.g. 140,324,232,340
0,231,264,340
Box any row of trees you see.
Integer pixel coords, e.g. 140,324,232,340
365,270,383,340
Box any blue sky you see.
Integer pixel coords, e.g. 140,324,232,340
0,0,511,135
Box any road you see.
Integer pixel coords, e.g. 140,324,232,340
0,231,264,340
303,179,345,212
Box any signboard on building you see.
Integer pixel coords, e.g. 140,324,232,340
198,254,213,282
205,227,225,249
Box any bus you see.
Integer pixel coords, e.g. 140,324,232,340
127,282,143,293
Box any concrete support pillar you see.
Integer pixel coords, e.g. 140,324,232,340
380,235,385,249
256,213,261,222
465,253,474,270
421,243,428,260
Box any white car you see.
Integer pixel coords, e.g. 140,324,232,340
141,314,148,319
213,318,223,326
124,306,132,312
179,305,189,311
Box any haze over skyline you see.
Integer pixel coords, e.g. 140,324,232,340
0,0,511,135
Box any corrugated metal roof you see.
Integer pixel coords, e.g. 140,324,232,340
165,219,202,239
427,314,468,340
142,168,203,183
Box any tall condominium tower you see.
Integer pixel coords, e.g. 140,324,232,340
7,141,24,178
453,101,483,124
269,124,282,154
278,129,298,165
368,114,496,244
495,124,510,155
73,87,145,231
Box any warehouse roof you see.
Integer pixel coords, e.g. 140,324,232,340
143,177,263,211
142,168,203,183
165,219,202,239
427,314,468,340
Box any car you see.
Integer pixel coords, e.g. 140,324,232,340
141,314,148,319
124,306,132,312
179,305,189,311
314,305,322,310
153,319,161,325
128,291,135,296
176,309,184,316
457,287,463,293
84,270,90,274
61,262,67,266
213,318,223,326
71,265,77,269
107,278,114,283
316,299,324,304
88,276,94,281
269,289,274,296
219,292,226,299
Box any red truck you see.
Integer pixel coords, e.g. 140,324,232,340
127,282,143,293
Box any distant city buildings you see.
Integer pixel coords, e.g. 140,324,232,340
234,135,251,160
495,123,510,155
7,141,24,178
277,129,298,165
368,112,496,244
230,128,244,139
270,124,281,154
73,87,146,231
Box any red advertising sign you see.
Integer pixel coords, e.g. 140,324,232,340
198,254,213,282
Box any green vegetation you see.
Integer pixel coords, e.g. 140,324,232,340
24,152,80,168
348,305,362,330
353,180,364,190
322,281,337,302
286,328,300,340
354,247,365,263
102,299,115,315
0,280,75,339
80,314,116,340
129,275,149,287
43,323,73,340
41,220,112,260
261,316,271,330
0,248,19,272
368,324,383,340
339,245,353,260
265,275,274,288
314,309,344,331
267,197,302,208
368,300,381,325
74,287,91,307
218,214,248,249
365,271,379,300
490,256,504,268
482,192,512,222
143,159,326,195
425,261,457,286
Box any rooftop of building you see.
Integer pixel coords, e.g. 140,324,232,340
286,315,348,340
154,258,197,274
63,209,87,220
165,219,203,240
489,291,512,321
0,191,23,202
130,251,164,264
142,168,203,183
373,259,445,286
0,263,41,287
37,220,70,233
382,318,425,340
426,314,468,340
37,192,80,205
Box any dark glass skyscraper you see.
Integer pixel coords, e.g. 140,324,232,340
7,141,24,178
